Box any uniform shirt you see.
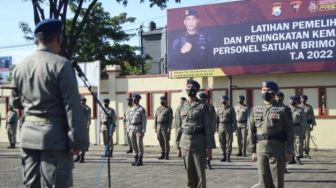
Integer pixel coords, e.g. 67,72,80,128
123,107,133,132
216,105,237,132
170,31,208,70
100,107,116,130
175,100,215,151
248,102,294,155
81,104,91,128
6,110,18,128
128,105,147,133
234,104,249,128
154,105,173,129
10,46,88,150
299,103,316,126
290,106,307,129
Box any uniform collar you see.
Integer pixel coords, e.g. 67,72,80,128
36,45,54,53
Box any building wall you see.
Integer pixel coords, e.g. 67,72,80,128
1,69,335,149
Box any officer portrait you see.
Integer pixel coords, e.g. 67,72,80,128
169,9,209,70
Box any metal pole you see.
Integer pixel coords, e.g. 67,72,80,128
140,24,145,74
228,75,232,106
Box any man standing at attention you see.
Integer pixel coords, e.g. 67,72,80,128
299,95,316,158
100,98,116,158
124,97,134,153
6,106,18,149
155,96,173,160
248,81,293,188
234,95,249,157
217,96,237,162
128,94,147,166
10,19,88,188
175,80,215,188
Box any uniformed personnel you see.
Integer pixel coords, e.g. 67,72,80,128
170,9,208,70
248,81,294,188
198,92,216,170
234,95,249,157
75,96,91,163
128,94,147,166
299,95,316,158
10,19,89,188
6,106,18,149
123,97,134,153
216,95,237,162
154,96,173,160
175,80,215,188
174,96,187,158
289,96,306,165
100,98,116,157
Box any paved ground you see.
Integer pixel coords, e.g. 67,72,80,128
0,143,335,188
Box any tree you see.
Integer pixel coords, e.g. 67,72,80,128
20,0,181,60
67,2,140,75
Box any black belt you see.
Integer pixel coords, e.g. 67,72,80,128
256,132,287,142
220,122,232,124
293,123,301,127
237,121,247,123
158,121,169,123
182,128,205,135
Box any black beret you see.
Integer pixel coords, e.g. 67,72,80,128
276,91,284,97
103,98,110,103
185,9,198,18
198,92,207,99
262,81,279,92
160,96,166,100
180,97,187,101
127,97,133,102
187,79,200,89
238,95,245,100
81,96,86,101
133,93,142,100
221,96,229,101
301,95,308,100
290,96,299,102
34,19,62,35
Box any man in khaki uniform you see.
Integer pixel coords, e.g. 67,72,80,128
217,95,237,162
299,95,316,158
123,97,133,153
198,92,216,170
6,106,18,149
128,94,147,166
175,80,215,188
275,91,293,173
234,95,249,157
248,81,293,188
75,96,91,163
100,98,116,157
10,19,88,188
174,97,187,158
289,96,306,165
155,96,173,160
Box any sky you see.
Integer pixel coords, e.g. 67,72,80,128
0,0,235,65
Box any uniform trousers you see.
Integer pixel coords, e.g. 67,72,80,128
21,148,73,188
182,149,206,188
257,152,285,188
156,128,170,153
129,129,144,156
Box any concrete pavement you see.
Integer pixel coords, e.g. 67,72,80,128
0,143,335,188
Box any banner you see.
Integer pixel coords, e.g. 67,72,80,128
167,0,336,78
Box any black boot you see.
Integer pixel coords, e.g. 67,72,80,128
207,160,212,170
220,153,226,162
227,154,231,162
136,156,143,166
132,155,139,166
243,151,247,157
288,156,296,164
108,150,113,158
79,152,85,163
74,154,80,162
126,148,133,153
164,152,169,160
158,152,165,160
295,156,303,165
235,152,243,157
